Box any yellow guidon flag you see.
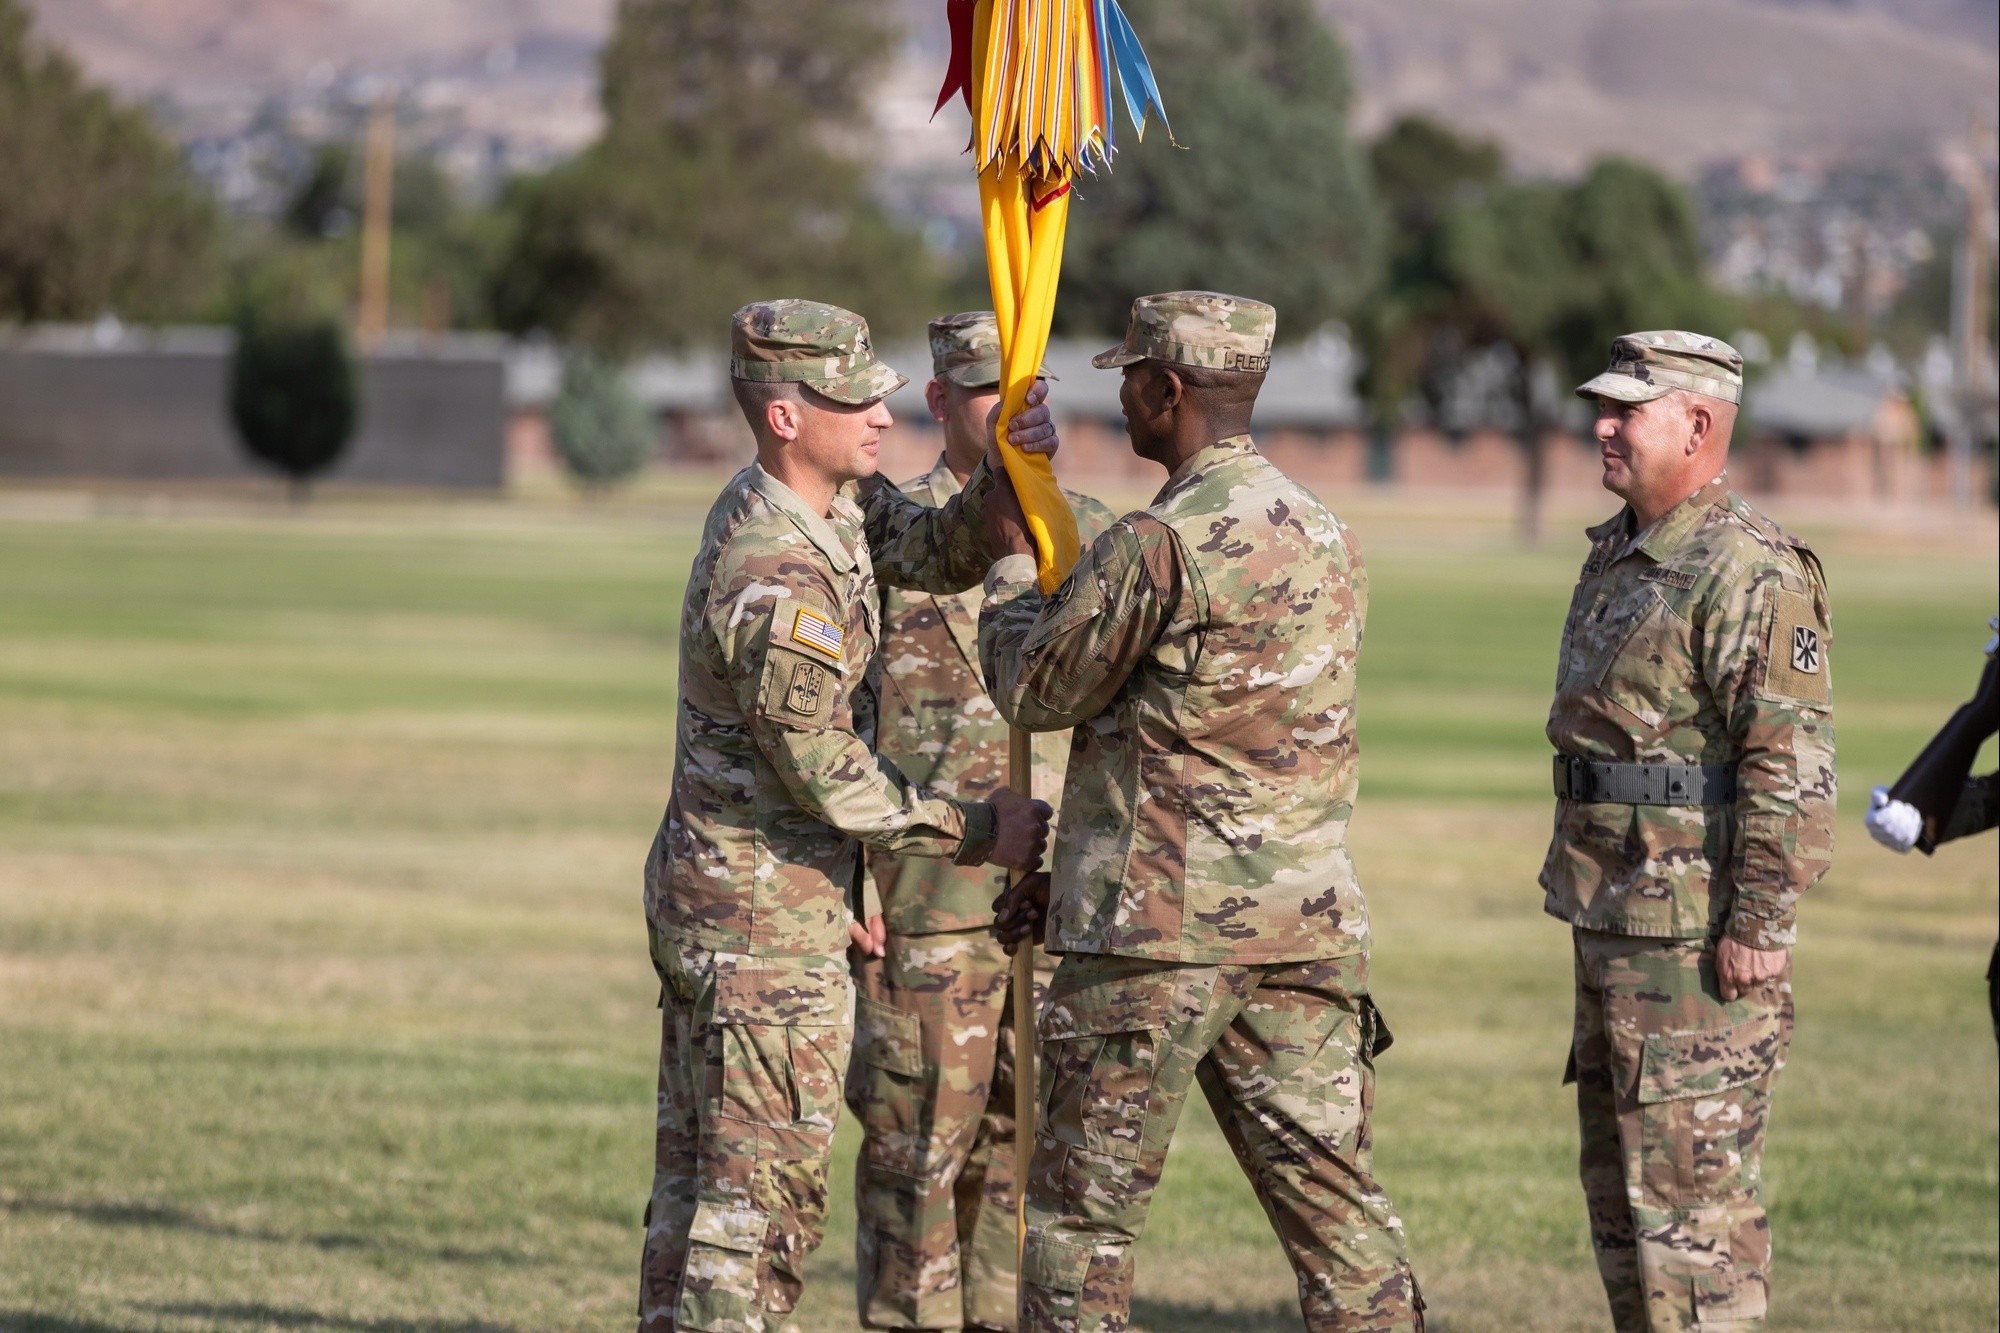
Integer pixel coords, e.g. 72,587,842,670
936,0,1169,592
935,0,1171,1287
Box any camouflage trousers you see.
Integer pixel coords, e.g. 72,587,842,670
639,936,854,1333
1021,951,1422,1333
848,927,1051,1331
1568,929,1794,1332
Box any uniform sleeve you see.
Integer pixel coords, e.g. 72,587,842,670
978,516,1185,733
856,461,996,594
1935,773,1998,846
709,556,998,866
1068,492,1122,545
1701,550,1837,950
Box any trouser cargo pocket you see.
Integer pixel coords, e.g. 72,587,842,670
1039,965,1176,1163
1022,1229,1093,1293
1634,1010,1782,1204
848,993,929,1177
677,1200,768,1331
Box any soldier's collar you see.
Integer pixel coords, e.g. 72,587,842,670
748,463,858,574
925,454,963,502
1162,433,1256,487
1634,471,1730,563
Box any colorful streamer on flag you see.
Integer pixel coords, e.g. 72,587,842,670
936,0,1168,593
938,6,1170,1304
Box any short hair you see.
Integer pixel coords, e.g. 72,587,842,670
730,377,799,434
1147,359,1266,407
1170,363,1266,395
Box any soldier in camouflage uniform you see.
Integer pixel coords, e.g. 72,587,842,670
848,312,1119,1332
1545,332,1836,1332
639,300,1056,1333
979,293,1424,1332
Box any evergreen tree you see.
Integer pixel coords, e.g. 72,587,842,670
1053,0,1383,341
493,0,939,351
228,313,358,501
0,0,220,321
549,353,655,491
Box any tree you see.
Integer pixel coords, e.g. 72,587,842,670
1354,115,1506,432
549,353,655,491
1053,0,1383,341
1554,159,1733,380
491,0,940,351
0,0,220,322
1357,118,1733,539
228,313,358,501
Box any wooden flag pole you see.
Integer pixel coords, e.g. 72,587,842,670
355,97,395,353
1008,725,1036,1277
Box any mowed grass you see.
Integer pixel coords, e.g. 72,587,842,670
0,482,1993,1333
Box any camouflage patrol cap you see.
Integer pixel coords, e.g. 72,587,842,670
1576,330,1743,406
1092,291,1276,373
927,311,1054,389
729,299,908,405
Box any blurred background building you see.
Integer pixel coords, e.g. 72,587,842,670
0,0,1992,510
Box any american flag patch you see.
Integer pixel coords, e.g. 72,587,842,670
790,606,844,661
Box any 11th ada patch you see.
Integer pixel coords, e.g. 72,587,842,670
1762,589,1830,705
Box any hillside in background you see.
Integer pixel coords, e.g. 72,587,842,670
1324,0,1995,173
21,0,1995,179
19,0,611,161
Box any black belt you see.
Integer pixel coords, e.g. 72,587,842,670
1553,755,1737,806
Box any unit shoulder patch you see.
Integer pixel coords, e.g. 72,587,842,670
761,645,839,726
1759,589,1830,706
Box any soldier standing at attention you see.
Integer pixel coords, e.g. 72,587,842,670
848,312,1117,1333
639,300,1055,1333
981,292,1424,1332
1546,333,1836,1331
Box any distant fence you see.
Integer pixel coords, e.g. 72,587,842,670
0,326,507,489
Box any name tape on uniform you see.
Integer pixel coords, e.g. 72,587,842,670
790,606,844,662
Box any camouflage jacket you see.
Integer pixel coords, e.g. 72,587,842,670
867,457,1118,936
644,462,1003,959
1539,473,1837,950
980,434,1371,964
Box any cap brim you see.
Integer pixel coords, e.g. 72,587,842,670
808,359,909,405
1091,342,1144,370
1576,371,1673,404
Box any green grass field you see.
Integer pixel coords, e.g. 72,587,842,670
0,481,1994,1332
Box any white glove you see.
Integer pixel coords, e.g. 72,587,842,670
1865,786,1922,853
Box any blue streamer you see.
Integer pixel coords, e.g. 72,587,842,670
1102,0,1169,144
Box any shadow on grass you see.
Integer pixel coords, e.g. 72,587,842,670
2,1196,524,1268
0,1313,137,1333
1129,1296,1477,1333
1129,1296,1304,1332
147,1307,517,1333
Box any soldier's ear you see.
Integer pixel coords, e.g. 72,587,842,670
1159,366,1185,411
766,396,804,442
924,378,951,424
1686,399,1714,456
